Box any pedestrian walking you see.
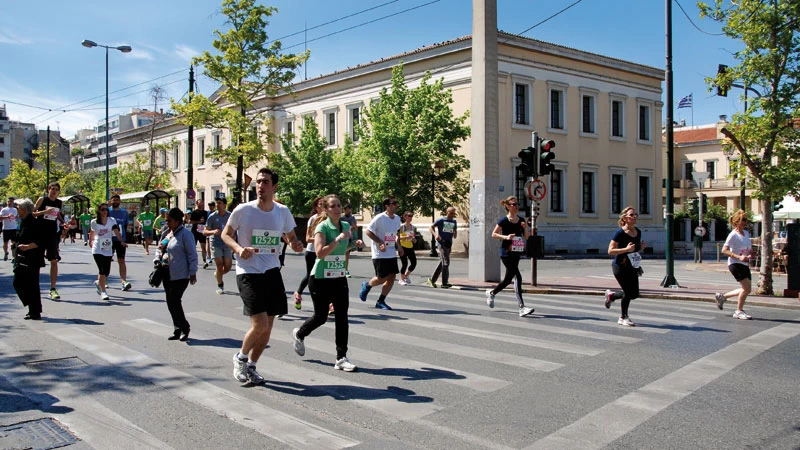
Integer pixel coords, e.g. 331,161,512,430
693,223,704,263
485,196,535,316
604,206,646,326
427,207,457,288
359,196,403,310
293,197,322,311
155,208,198,341
204,197,233,294
398,211,417,285
12,198,45,320
189,200,211,269
108,194,132,291
222,168,304,385
292,194,363,372
1,197,19,261
714,210,753,319
89,203,125,301
33,181,64,300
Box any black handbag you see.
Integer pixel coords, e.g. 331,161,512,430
148,263,169,288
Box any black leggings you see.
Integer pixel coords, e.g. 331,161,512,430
296,250,316,293
491,253,525,308
164,278,190,333
93,254,112,276
400,248,417,274
610,263,639,318
297,276,350,359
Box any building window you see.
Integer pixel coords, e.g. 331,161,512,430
172,142,179,170
197,138,205,165
550,169,563,213
611,174,623,214
347,106,361,142
706,161,716,180
638,103,651,141
550,88,565,130
515,84,528,125
581,171,596,214
610,96,625,138
325,111,337,146
515,166,531,215
213,134,221,150
159,148,167,168
0,151,4,157
638,175,651,215
183,141,189,170
0,137,4,144
581,94,595,134
684,162,694,182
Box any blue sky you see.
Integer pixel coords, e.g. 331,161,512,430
0,0,744,138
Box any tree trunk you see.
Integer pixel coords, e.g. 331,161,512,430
757,193,774,295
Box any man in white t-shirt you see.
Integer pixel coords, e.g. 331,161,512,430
0,197,19,261
359,196,404,310
222,168,304,385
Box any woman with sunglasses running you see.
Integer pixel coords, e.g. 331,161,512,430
605,206,646,326
485,196,534,317
713,209,753,319
89,203,125,300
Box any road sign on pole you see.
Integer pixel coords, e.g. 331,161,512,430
526,179,546,202
186,189,196,200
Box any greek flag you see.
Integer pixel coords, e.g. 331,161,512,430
677,94,693,109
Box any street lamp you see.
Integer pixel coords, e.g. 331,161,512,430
429,161,445,257
81,39,132,200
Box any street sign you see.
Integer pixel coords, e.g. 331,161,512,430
525,179,547,201
695,226,707,237
186,189,196,200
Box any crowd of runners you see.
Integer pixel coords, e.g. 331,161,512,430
6,168,757,384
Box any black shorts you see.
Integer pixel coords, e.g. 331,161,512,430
112,240,127,259
373,258,399,279
237,268,288,317
93,254,113,276
45,234,60,261
193,231,207,244
3,229,17,243
728,263,752,281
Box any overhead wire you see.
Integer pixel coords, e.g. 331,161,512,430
269,0,401,44
673,0,726,36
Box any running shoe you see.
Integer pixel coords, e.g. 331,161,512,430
291,328,305,356
617,317,636,326
294,298,302,310
405,276,413,285
518,306,535,317
246,364,265,385
203,261,209,269
334,357,357,372
398,279,408,286
215,287,224,295
232,353,248,382
49,288,60,300
3,252,7,261
440,283,453,289
94,280,101,296
359,281,370,301
375,300,392,310
604,289,614,309
101,292,110,301
345,270,352,278
485,289,495,308
328,303,335,315
426,278,437,288
121,281,132,291
732,310,752,320
714,293,726,310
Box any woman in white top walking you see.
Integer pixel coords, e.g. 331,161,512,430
714,210,753,319
89,203,125,300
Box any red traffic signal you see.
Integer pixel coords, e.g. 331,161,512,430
539,139,556,176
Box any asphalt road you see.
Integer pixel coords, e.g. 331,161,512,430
1,243,799,450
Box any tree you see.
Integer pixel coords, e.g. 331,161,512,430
172,0,308,203
354,63,471,215
701,0,800,295
0,144,82,201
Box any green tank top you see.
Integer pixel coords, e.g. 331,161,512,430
311,218,351,279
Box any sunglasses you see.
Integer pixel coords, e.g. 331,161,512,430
99,208,109,212
508,203,519,207
626,214,638,218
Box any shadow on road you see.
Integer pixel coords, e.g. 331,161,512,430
262,375,434,404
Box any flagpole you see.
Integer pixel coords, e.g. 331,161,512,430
691,92,694,126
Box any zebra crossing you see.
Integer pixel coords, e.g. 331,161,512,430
1,284,767,449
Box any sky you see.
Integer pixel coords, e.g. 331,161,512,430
0,0,745,139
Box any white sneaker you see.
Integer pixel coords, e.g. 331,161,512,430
518,306,534,317
94,280,101,296
405,276,413,285
232,353,248,382
604,289,614,309
291,328,305,356
398,279,408,286
334,357,357,372
485,289,495,308
617,317,636,327
101,292,110,301
246,364,265,384
714,293,726,310
733,310,752,320
215,287,224,295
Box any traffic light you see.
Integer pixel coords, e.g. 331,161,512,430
518,146,536,177
701,193,708,212
716,64,728,97
688,198,698,215
539,139,556,176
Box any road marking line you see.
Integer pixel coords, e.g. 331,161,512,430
523,323,800,450
47,326,359,450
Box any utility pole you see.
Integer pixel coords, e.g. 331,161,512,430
46,125,50,185
661,0,680,288
530,131,539,286
187,65,194,209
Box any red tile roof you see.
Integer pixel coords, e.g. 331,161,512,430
673,127,719,144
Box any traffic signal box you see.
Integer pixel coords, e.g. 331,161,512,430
518,146,537,178
539,139,556,176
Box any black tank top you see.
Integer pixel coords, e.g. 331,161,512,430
37,196,63,234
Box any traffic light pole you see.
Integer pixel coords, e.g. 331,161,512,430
530,131,538,287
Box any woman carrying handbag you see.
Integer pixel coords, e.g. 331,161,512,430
154,208,197,341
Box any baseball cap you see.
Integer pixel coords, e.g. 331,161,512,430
160,208,167,213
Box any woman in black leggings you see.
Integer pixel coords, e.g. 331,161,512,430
605,206,646,326
398,211,417,285
485,196,534,317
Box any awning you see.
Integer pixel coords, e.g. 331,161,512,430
117,189,173,201
58,194,91,206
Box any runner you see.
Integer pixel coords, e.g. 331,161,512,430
342,203,359,278
108,194,132,291
398,210,417,285
0,197,19,261
291,194,363,371
79,207,92,246
359,196,403,310
604,206,646,326
204,197,233,295
189,200,210,269
89,203,125,300
137,204,156,255
33,181,64,300
714,209,753,319
485,196,535,316
427,206,457,288
67,215,78,244
155,208,168,240
293,197,322,311
222,168,303,385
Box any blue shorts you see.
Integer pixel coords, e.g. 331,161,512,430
142,229,154,240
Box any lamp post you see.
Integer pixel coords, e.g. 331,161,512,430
81,39,132,200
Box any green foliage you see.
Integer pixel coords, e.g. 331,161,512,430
171,0,309,200
354,63,471,215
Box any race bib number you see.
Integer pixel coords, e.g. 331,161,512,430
44,207,60,220
196,224,205,232
442,221,456,233
251,229,281,253
628,252,642,269
323,255,346,278
511,236,526,253
143,220,152,226
383,234,396,247
99,237,112,249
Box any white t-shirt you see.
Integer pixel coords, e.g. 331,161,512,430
0,207,18,229
227,200,297,274
367,212,401,259
724,229,752,266
305,214,318,252
91,217,118,257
